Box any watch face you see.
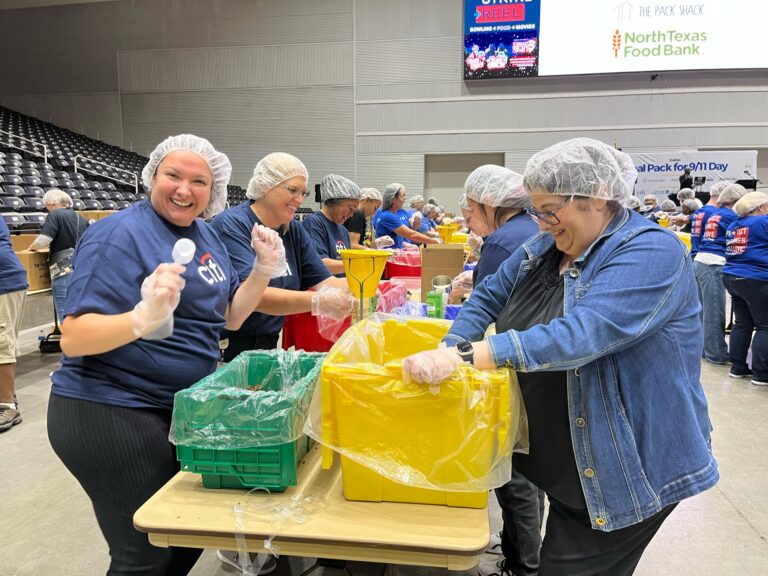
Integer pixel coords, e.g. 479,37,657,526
457,341,473,355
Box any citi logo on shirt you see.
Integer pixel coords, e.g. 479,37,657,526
198,252,227,285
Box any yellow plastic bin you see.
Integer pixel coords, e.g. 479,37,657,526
437,224,459,244
320,316,516,508
449,232,468,245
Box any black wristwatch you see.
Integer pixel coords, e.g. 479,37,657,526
456,340,475,365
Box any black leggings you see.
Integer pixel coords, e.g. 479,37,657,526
47,393,202,576
221,333,279,362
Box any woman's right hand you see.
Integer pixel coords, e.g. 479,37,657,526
131,263,186,338
310,286,358,320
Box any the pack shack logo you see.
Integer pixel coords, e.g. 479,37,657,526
612,29,707,58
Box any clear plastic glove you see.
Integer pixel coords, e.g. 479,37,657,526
373,235,395,249
402,345,463,390
310,286,357,320
402,242,417,250
131,263,186,339
251,224,288,278
451,270,474,300
467,232,484,257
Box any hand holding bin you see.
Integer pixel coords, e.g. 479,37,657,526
303,314,527,508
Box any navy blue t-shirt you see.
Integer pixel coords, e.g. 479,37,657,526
301,211,350,277
52,200,239,411
210,201,330,337
723,214,768,282
698,206,738,258
690,205,717,257
0,218,28,295
374,208,410,249
473,212,539,286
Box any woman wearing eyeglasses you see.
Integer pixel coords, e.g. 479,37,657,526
403,138,718,576
210,153,355,364
374,183,439,249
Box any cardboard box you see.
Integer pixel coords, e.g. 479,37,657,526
420,244,466,303
10,234,37,252
15,250,51,291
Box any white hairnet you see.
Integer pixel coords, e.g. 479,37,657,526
142,134,231,218
708,181,728,196
683,198,703,213
247,152,308,200
427,196,439,206
409,194,425,208
320,174,361,202
360,187,382,201
677,188,695,201
733,192,768,217
459,194,470,211
659,199,676,211
643,195,658,203
523,138,634,202
465,165,529,209
42,188,72,208
382,183,404,210
624,196,642,210
718,183,747,206
423,204,438,216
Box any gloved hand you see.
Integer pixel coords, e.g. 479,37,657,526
373,235,395,249
402,242,417,250
467,233,483,257
131,263,186,339
451,270,474,299
402,345,463,388
310,286,358,320
251,223,288,278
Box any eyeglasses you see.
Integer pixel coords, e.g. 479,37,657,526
526,196,573,225
282,184,310,199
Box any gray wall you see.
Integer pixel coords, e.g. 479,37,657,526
1,0,767,198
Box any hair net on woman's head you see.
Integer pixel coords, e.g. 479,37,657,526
382,183,404,210
42,188,72,208
677,188,695,201
718,183,747,206
683,198,702,213
464,164,529,209
708,181,728,196
423,203,438,216
320,174,361,202
427,196,439,206
459,194,470,211
360,187,382,201
247,152,308,201
643,194,657,203
624,196,642,210
142,134,232,218
733,192,768,217
660,199,676,211
523,138,634,202
409,195,425,208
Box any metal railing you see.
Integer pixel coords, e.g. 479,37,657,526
0,129,48,164
74,154,139,194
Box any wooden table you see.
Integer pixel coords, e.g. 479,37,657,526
134,445,489,570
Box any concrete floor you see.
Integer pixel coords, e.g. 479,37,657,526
2,293,767,576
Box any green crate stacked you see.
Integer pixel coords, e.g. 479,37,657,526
172,350,325,491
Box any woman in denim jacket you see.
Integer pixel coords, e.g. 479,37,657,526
403,138,718,576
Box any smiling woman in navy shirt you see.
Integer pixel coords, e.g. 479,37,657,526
211,153,356,362
47,135,283,576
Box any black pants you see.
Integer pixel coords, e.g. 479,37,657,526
221,333,280,362
47,394,202,576
496,470,546,576
538,498,677,576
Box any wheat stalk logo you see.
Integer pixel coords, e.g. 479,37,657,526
613,30,622,57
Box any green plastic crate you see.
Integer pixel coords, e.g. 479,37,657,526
173,350,325,491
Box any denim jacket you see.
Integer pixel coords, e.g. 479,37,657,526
444,209,718,531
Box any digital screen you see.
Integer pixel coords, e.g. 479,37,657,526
464,0,768,79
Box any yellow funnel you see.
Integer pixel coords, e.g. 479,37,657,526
339,249,390,298
437,224,459,243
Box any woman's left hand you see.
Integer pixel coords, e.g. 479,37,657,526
402,347,463,385
251,224,287,277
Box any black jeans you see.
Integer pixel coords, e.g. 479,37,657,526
538,498,677,576
47,394,202,576
724,275,768,381
221,333,280,362
495,470,546,576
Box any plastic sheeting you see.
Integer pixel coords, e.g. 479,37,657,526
171,350,326,450
304,314,527,492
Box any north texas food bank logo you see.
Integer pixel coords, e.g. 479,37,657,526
611,29,706,58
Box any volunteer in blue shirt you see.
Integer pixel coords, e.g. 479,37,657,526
403,139,718,576
694,183,746,364
47,135,284,576
211,153,356,362
374,183,439,249
302,174,361,276
723,192,768,385
0,217,28,433
689,181,728,258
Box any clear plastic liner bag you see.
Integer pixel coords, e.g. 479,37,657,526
170,349,326,450
304,314,528,492
315,314,349,342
